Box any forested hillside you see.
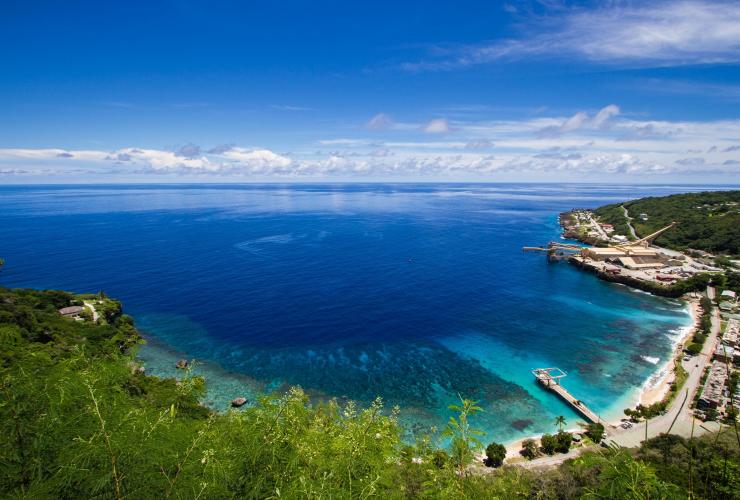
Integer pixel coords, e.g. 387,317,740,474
1,287,738,498
595,190,740,255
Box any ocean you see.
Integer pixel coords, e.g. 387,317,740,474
0,183,700,443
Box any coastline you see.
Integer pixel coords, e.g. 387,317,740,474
499,295,699,461
139,295,697,461
635,297,699,408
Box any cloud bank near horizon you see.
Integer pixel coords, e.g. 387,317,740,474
2,106,739,180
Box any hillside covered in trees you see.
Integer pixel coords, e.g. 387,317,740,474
1,286,738,498
595,190,740,255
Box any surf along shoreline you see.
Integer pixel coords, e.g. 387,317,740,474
491,294,699,463
133,207,700,462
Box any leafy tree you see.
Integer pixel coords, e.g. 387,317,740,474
585,423,605,443
430,449,448,469
540,434,558,455
627,403,661,442
485,442,507,468
443,396,484,474
521,439,539,460
556,431,573,453
581,447,682,499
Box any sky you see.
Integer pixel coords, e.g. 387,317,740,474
1,0,740,183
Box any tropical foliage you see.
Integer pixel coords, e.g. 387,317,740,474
1,286,739,498
595,190,740,255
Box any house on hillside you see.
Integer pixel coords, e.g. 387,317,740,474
58,305,85,320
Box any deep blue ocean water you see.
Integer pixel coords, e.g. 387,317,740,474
0,184,706,442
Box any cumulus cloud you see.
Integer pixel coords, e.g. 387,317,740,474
207,144,235,154
616,123,674,141
422,118,452,134
404,1,740,70
675,157,706,166
219,148,292,172
176,143,202,158
465,139,495,149
2,114,740,179
366,113,393,130
539,105,619,137
592,105,620,128
319,139,370,146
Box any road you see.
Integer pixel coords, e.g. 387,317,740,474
621,205,638,239
508,287,723,468
83,301,100,322
586,212,610,240
605,286,720,447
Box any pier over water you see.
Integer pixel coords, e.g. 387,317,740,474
533,368,614,428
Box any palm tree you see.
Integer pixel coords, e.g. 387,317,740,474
638,405,657,442
555,415,566,432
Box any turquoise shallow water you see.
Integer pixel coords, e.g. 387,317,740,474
0,183,698,443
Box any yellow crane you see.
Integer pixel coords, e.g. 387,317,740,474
522,221,677,259
616,221,678,251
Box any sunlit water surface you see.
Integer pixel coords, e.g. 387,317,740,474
0,184,703,442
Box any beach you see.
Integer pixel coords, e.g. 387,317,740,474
499,295,701,461
635,296,700,408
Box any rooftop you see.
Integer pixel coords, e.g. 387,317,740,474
58,305,85,315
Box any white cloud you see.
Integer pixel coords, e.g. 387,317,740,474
592,105,620,128
538,105,620,137
318,139,370,146
2,114,740,180
366,113,393,130
422,118,452,134
404,1,740,70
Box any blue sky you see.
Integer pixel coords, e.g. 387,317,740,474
1,0,739,182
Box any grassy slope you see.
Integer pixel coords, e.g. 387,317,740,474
1,286,738,498
595,190,740,255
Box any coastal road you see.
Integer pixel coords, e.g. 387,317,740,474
587,212,610,240
508,289,722,468
608,289,720,447
621,205,638,239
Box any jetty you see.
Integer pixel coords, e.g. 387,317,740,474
532,368,612,427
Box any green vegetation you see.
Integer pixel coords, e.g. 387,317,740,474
687,296,714,356
716,270,740,295
554,415,566,432
556,431,573,453
585,423,605,444
666,358,689,405
1,285,739,498
540,433,558,455
521,438,539,460
591,204,634,240
596,190,740,255
444,396,485,474
624,403,667,443
575,259,714,298
636,432,740,499
484,442,506,468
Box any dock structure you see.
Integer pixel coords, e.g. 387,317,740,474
532,368,611,427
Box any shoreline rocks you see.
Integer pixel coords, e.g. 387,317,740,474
231,397,248,408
